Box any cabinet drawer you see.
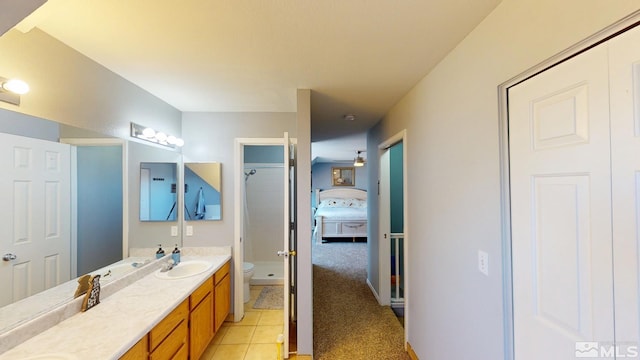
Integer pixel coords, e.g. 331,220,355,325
149,319,188,360
149,299,189,351
214,261,230,285
341,222,365,235
190,277,213,310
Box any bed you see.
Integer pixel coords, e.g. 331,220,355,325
313,188,367,244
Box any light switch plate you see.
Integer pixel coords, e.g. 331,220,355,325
171,226,178,237
186,226,193,236
478,250,489,276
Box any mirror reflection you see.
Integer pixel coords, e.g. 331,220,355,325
0,108,183,335
139,162,178,221
184,162,222,220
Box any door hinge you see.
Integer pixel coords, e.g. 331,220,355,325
290,285,295,293
290,222,295,231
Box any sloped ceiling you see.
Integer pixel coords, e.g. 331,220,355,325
8,0,502,161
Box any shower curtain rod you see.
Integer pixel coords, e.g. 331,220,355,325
243,163,285,169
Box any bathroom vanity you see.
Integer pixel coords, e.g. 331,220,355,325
0,251,231,360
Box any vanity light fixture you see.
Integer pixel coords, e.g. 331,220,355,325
130,122,184,148
0,77,30,106
353,150,366,167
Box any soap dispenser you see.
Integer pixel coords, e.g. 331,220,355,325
172,244,181,264
155,244,165,259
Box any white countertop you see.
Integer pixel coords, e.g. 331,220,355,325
0,254,231,360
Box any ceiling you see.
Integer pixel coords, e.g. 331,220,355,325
6,0,502,162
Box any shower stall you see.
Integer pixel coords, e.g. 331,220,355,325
243,161,285,285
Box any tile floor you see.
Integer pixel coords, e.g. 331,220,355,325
199,285,298,360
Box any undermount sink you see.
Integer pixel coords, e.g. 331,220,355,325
92,262,139,283
154,260,213,280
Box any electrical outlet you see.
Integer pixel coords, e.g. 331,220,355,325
478,250,489,276
186,226,193,236
171,226,178,237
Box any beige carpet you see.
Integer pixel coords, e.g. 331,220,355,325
253,285,284,309
313,242,410,360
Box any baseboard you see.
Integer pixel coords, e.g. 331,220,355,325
407,342,419,360
366,278,383,304
293,355,312,360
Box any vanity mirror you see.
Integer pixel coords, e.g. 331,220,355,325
139,162,179,221
0,108,183,335
184,162,222,221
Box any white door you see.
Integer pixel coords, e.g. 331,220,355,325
0,133,71,307
509,44,615,359
609,25,640,349
280,132,292,358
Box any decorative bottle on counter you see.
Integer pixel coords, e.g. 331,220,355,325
156,244,165,259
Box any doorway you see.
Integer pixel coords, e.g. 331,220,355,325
62,138,127,278
378,130,407,330
234,135,296,358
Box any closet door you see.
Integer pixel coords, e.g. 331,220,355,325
609,24,640,348
508,44,614,359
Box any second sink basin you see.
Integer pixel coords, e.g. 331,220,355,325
155,260,213,280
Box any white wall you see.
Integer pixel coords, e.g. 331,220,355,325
244,165,285,263
369,1,640,359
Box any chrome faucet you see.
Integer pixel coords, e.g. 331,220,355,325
160,259,176,272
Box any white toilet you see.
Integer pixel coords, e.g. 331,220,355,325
243,262,255,303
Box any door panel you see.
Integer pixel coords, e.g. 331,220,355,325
609,24,640,346
0,133,71,307
509,44,614,359
282,132,291,358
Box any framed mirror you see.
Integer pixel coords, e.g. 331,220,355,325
332,166,355,186
139,162,178,221
184,162,222,220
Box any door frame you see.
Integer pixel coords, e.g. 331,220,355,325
60,137,128,278
233,137,290,326
497,12,640,360
377,129,409,347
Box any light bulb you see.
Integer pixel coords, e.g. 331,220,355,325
155,132,167,142
175,138,184,147
167,135,177,144
142,127,156,138
2,79,29,94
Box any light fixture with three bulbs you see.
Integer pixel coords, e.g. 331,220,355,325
131,122,184,148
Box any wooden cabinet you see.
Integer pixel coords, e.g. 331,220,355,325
120,259,231,360
149,299,189,360
120,336,148,360
214,261,231,332
190,277,214,360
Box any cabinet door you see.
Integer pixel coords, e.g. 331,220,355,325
215,273,231,332
190,292,213,360
119,335,148,360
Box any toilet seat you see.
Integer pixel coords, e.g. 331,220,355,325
243,262,254,273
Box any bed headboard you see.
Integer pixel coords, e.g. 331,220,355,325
314,188,367,207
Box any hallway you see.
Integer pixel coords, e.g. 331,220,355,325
313,241,409,359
